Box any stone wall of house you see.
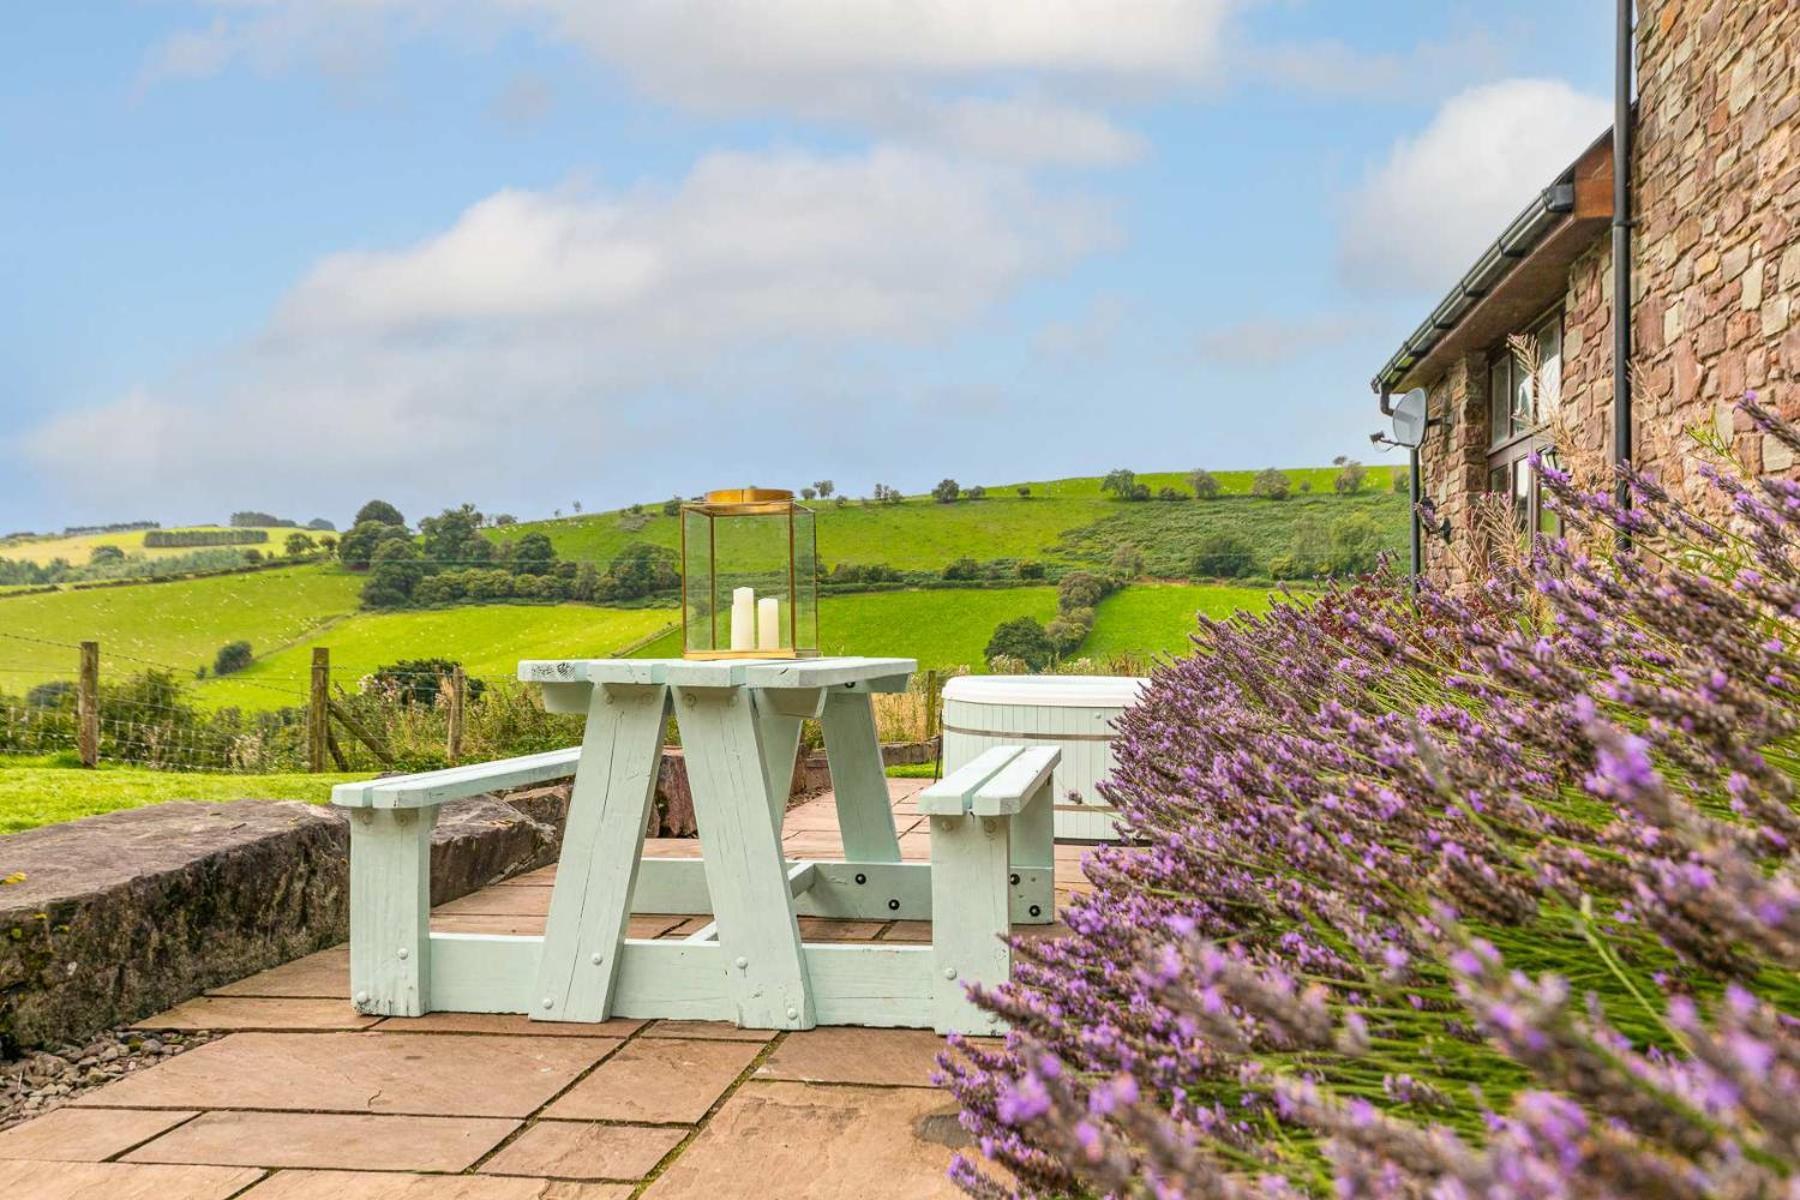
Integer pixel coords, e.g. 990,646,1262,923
1630,0,1800,498
1419,354,1489,586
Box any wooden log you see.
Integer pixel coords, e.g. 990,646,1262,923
446,665,466,764
308,648,330,774
326,697,396,766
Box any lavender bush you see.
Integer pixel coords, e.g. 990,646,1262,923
942,395,1800,1198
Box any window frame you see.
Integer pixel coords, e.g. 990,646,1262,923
1484,306,1564,535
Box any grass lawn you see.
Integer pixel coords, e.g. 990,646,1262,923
0,566,362,696
0,754,369,834
0,527,299,566
1082,584,1278,660
198,602,678,707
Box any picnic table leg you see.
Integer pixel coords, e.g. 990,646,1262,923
348,806,436,1017
533,681,670,1023
929,811,1011,1035
819,688,903,863
1011,777,1056,924
677,684,815,1029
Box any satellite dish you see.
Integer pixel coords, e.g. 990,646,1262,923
1391,388,1429,448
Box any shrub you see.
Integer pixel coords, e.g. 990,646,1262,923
1108,545,1145,578
1056,571,1111,612
942,557,980,582
89,544,125,564
984,617,1054,672
1188,468,1221,499
1393,466,1413,494
966,485,987,501
1190,530,1254,578
1155,485,1186,501
1286,513,1330,578
365,658,487,708
1016,560,1046,580
144,529,268,548
492,514,518,526
1326,511,1384,574
662,496,682,517
944,395,1800,1199
933,479,961,504
213,640,253,676
1250,466,1291,500
1333,458,1368,495
1016,486,1031,498
1099,468,1136,498
353,500,406,529
25,680,74,709
284,532,315,556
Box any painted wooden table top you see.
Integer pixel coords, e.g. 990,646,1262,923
518,656,917,688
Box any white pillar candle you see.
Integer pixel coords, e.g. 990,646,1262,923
757,596,781,651
730,587,755,651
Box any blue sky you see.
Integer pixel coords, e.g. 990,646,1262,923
1,2,1616,531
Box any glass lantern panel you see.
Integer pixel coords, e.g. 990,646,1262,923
683,508,718,655
792,506,818,653
714,509,793,653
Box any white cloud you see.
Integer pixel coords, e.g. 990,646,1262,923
1194,312,1380,366
1338,78,1611,292
22,147,1116,515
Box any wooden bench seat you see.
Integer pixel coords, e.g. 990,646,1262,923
329,746,581,811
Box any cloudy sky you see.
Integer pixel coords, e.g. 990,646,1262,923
2,2,1613,530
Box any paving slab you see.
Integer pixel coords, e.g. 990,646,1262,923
0,1106,198,1161
0,1159,264,1200
641,1020,774,1042
755,1027,947,1088
241,1171,631,1199
125,1110,518,1172
545,1037,762,1123
482,1120,687,1181
133,995,378,1032
375,1011,644,1038
209,945,349,998
642,1081,964,1199
73,1032,619,1117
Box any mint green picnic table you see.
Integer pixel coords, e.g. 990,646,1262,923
332,656,1056,1033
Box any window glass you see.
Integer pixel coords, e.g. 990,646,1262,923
1534,469,1559,535
1489,357,1511,448
1511,350,1534,436
1536,319,1562,414
1512,460,1531,531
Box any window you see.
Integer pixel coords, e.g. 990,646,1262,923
1486,309,1563,534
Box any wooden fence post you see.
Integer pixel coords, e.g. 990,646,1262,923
446,665,466,764
309,648,331,773
77,641,99,768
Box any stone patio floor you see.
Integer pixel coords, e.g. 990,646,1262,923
0,781,1095,1199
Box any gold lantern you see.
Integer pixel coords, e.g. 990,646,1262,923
680,489,819,660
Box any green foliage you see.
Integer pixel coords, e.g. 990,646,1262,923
966,485,988,500
89,544,124,564
1327,511,1385,575
1155,486,1187,502
1188,469,1221,500
662,496,682,517
1016,486,1031,498
1057,571,1113,612
943,556,981,581
144,528,269,548
353,500,406,529
284,532,316,557
337,520,411,570
813,480,835,499
1100,468,1136,497
365,658,487,707
1283,513,1331,579
1017,560,1046,580
1109,545,1146,578
1393,467,1413,494
213,640,253,676
231,511,294,528
1333,459,1368,495
510,531,556,576
1191,531,1254,579
933,478,961,503
362,539,425,609
985,616,1055,671
419,504,493,568
306,518,336,532
1250,468,1291,500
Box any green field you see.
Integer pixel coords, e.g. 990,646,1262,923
196,602,678,707
0,754,368,833
0,526,301,566
489,465,1405,573
0,567,361,690
1080,584,1277,660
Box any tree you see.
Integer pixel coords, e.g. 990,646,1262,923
1328,512,1384,575
1110,545,1146,578
985,617,1055,672
353,500,405,529
1334,459,1368,496
800,487,817,501
1251,468,1292,500
88,544,125,565
367,658,486,707
813,480,835,499
1188,469,1221,499
511,531,556,575
662,496,682,517
318,534,338,556
572,501,583,514
1057,571,1112,611
933,479,961,504
419,504,491,567
306,517,336,532
362,538,425,608
943,557,980,581
1017,485,1032,498
1017,560,1046,580
284,532,316,557
966,485,988,500
1192,532,1254,578
1287,514,1331,578
1156,486,1187,501
230,510,286,527
214,640,253,676
1100,468,1137,498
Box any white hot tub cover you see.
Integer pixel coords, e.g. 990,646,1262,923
941,674,1149,709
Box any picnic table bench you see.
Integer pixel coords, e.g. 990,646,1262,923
333,656,1056,1033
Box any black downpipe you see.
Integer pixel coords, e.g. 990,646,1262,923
1613,0,1634,504
1409,444,1423,585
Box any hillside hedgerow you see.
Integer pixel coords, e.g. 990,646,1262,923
940,394,1800,1198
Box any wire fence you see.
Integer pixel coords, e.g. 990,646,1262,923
0,631,951,777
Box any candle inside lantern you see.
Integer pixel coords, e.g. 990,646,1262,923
757,596,781,651
730,587,755,651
